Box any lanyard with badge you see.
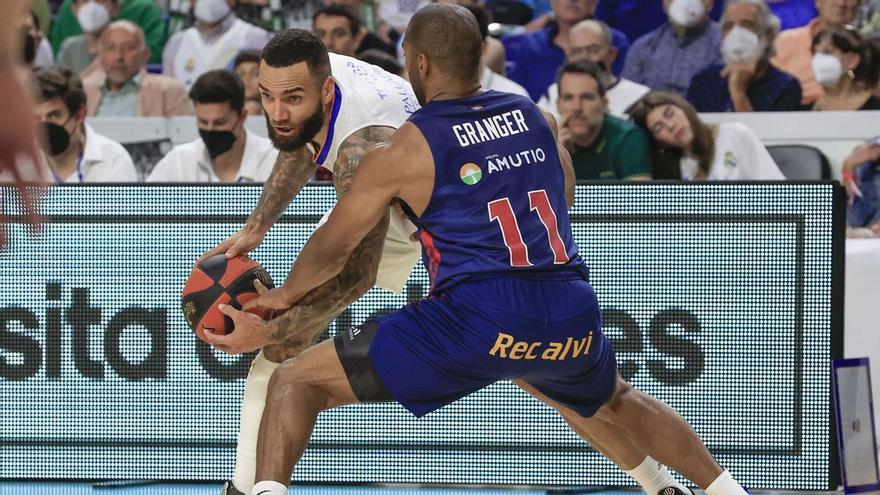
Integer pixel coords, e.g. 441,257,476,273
52,152,85,184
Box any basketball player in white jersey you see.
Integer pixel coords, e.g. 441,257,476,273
202,30,701,495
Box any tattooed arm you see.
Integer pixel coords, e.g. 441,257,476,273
262,126,395,360
200,146,317,261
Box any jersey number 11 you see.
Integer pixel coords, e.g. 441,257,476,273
488,189,568,267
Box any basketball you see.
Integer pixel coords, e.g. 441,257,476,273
181,254,275,336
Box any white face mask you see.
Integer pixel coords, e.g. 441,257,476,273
721,25,766,64
812,52,843,87
668,0,706,28
193,0,232,24
77,1,111,33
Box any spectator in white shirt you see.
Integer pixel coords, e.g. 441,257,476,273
32,68,137,183
147,70,278,183
464,4,529,97
162,0,272,90
539,19,650,119
630,91,785,180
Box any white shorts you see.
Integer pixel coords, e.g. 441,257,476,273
316,204,422,293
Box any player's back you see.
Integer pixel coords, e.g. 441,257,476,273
313,53,420,170
406,90,585,291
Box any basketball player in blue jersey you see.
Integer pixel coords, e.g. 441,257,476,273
217,5,753,495
204,28,696,495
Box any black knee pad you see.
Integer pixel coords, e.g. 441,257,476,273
334,320,394,403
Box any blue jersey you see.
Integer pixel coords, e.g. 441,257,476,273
406,90,585,292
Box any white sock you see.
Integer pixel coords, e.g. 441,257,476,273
625,456,690,494
706,470,749,495
232,352,281,493
251,480,287,495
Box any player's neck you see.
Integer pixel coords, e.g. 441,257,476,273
426,81,482,102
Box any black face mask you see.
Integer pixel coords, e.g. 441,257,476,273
199,129,237,159
43,121,72,156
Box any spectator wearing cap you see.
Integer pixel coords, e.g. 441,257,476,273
51,0,166,65
163,0,272,90
687,0,803,112
772,0,863,105
32,68,138,183
622,0,723,96
538,19,650,119
84,21,192,117
147,70,278,183
502,0,630,101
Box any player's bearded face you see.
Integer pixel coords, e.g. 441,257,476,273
265,98,325,152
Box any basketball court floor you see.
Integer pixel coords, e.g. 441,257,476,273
0,483,841,495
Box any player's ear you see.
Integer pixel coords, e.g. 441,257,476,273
322,78,335,106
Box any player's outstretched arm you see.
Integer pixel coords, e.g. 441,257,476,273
248,133,402,315
199,146,317,263
259,127,395,353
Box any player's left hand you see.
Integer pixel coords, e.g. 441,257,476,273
242,279,294,312
201,305,271,355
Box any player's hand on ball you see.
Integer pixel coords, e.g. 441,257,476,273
202,304,271,355
198,224,267,264
243,279,294,312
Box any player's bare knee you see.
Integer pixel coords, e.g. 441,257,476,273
595,375,635,419
266,358,320,407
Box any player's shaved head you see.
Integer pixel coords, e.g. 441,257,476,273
404,3,482,83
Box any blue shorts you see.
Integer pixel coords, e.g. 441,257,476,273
334,272,617,418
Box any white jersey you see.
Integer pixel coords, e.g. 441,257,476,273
310,53,419,172
312,53,422,293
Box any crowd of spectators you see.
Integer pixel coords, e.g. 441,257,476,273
11,0,880,235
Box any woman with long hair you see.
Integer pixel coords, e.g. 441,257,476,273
630,91,785,180
811,26,880,111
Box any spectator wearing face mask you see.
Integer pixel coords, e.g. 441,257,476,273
772,0,863,105
811,26,880,110
56,0,118,76
687,0,803,112
21,8,53,70
32,68,138,183
51,0,166,65
146,70,278,183
622,0,723,96
163,0,272,91
83,21,193,117
538,19,650,119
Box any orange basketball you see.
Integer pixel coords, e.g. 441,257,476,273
181,254,274,336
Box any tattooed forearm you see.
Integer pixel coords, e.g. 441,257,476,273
261,126,396,360
263,211,390,360
249,147,316,229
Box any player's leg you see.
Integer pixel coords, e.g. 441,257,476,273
227,209,415,494
224,341,314,495
515,379,693,495
250,337,366,495
590,376,735,491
